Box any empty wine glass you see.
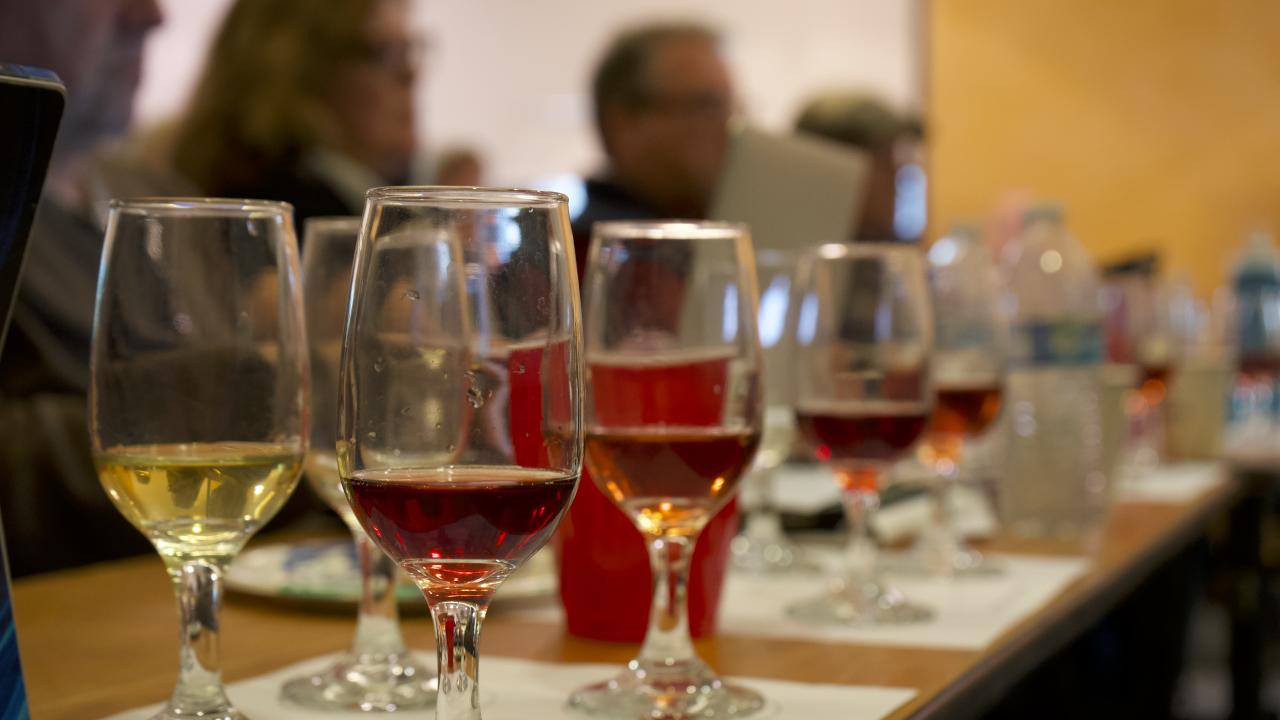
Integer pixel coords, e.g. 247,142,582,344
91,198,308,719
788,242,934,624
915,224,1005,577
568,221,765,718
282,217,435,711
338,187,583,720
731,249,810,573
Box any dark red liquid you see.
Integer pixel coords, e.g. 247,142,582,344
585,428,758,535
796,406,929,465
1238,354,1280,378
932,384,1003,437
344,468,576,588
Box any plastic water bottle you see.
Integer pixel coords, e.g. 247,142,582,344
1229,229,1280,438
1000,204,1108,543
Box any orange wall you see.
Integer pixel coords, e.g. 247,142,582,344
927,0,1280,297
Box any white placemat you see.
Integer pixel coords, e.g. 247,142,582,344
512,550,1089,652
716,552,1088,650
104,654,917,720
1115,462,1226,504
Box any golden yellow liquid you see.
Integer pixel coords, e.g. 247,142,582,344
97,442,303,560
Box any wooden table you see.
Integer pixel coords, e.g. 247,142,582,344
15,476,1240,720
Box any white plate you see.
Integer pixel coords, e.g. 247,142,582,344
225,538,557,610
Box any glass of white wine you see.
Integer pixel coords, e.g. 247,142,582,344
282,217,435,710
90,198,309,720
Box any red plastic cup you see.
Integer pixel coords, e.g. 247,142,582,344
553,350,739,643
555,477,736,642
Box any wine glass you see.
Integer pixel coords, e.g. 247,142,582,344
915,224,1005,577
788,242,934,624
282,217,435,710
1131,276,1175,469
568,221,764,719
90,198,308,720
338,187,582,720
731,249,810,573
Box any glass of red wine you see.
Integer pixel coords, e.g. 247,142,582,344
914,224,1005,577
282,217,435,710
338,188,583,720
788,242,935,624
567,221,765,718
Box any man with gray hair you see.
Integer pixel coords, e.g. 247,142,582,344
572,21,735,267
0,0,163,575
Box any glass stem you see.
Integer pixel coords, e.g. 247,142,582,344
347,521,409,659
742,468,785,546
430,599,486,720
167,558,234,714
924,435,964,572
838,470,881,614
637,533,697,667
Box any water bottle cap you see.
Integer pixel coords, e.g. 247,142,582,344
1022,202,1065,228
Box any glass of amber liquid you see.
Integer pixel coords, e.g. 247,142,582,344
918,224,1005,577
789,243,935,624
90,199,309,719
567,221,765,718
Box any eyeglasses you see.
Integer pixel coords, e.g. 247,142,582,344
355,33,430,77
639,91,736,120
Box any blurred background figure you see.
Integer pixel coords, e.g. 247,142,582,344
433,147,486,186
572,21,734,267
795,92,921,242
170,0,422,227
0,0,164,576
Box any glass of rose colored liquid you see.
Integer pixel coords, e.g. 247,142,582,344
788,243,935,625
567,221,765,718
337,188,583,720
90,199,308,719
281,217,435,711
915,224,1005,578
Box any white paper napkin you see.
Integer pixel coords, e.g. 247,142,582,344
104,654,917,720
1115,462,1226,504
715,552,1089,650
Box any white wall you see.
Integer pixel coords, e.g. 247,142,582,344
136,0,920,186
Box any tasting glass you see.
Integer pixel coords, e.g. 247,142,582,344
788,243,935,624
282,217,435,710
338,187,583,720
915,225,1005,577
90,198,308,720
567,221,764,719
731,249,810,573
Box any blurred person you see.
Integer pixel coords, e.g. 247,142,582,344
573,22,734,268
434,147,485,186
171,0,421,227
0,0,164,575
795,92,919,242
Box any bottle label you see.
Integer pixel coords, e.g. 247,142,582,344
1011,320,1103,367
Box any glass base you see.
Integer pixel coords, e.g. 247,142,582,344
149,707,244,720
567,658,764,719
281,652,436,712
888,542,1004,579
786,583,933,625
730,534,819,575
